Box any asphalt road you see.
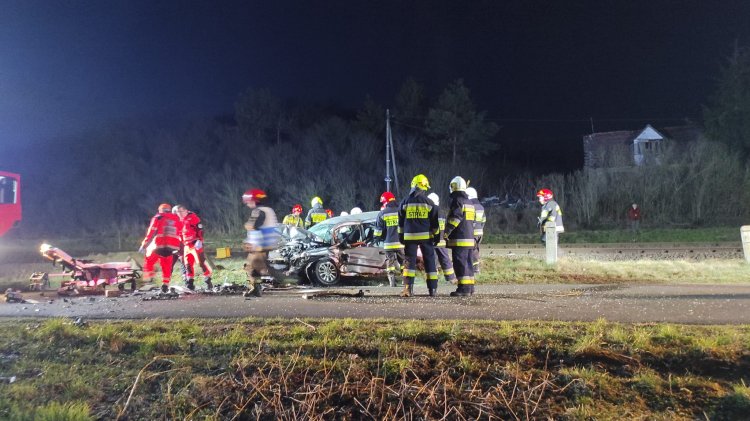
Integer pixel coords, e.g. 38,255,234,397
2,284,750,325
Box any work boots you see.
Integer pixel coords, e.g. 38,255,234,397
428,288,437,297
450,285,470,297
243,282,263,298
186,278,195,291
204,277,213,290
161,283,169,293
400,283,413,297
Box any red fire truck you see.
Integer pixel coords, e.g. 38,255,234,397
0,171,21,237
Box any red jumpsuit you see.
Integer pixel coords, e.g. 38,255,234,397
181,211,212,280
141,212,182,285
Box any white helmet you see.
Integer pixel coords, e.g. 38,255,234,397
350,207,362,215
449,176,467,193
171,205,180,215
340,211,349,216
466,187,478,200
427,193,440,206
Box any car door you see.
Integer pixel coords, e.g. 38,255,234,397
338,223,386,275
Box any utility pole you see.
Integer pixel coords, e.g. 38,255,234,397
385,109,400,196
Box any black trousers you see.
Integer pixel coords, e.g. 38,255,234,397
403,241,438,290
435,247,456,282
450,247,474,292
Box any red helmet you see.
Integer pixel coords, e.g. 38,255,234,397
325,209,333,217
380,191,395,204
242,188,267,203
536,188,554,201
158,203,171,213
292,204,303,214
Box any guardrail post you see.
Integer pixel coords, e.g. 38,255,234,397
741,226,750,263
545,222,558,264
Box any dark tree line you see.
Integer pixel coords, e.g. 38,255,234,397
6,54,750,245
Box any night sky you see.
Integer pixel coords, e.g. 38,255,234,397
2,0,750,166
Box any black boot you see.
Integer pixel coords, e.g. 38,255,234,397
253,283,262,297
450,286,469,297
204,277,213,290
186,278,195,291
161,283,169,293
428,288,437,297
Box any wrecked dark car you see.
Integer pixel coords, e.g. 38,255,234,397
269,211,388,286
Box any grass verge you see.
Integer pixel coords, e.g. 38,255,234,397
0,318,748,420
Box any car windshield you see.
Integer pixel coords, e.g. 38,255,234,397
307,219,338,243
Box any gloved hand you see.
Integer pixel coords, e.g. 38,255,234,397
432,235,440,246
138,246,146,254
194,240,203,249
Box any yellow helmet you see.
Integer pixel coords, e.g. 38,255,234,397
410,174,430,190
311,196,323,207
449,176,467,192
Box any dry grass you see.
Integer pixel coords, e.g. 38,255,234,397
0,319,748,420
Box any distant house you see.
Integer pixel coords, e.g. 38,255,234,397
583,124,703,168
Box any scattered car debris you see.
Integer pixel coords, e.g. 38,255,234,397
34,243,141,296
4,289,25,303
302,289,367,299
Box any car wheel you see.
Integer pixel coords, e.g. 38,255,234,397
313,259,340,286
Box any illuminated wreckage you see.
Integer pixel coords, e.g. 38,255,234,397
30,244,141,295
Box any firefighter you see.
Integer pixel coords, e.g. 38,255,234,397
398,174,440,297
305,196,328,228
170,205,187,283
374,191,405,287
466,187,486,275
242,188,279,297
536,188,564,243
139,203,182,293
175,204,213,290
444,176,476,296
427,193,457,285
282,204,304,228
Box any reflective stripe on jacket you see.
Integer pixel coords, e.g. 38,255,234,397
305,205,328,228
540,200,564,230
375,201,403,249
282,214,304,228
445,191,475,248
181,212,204,244
398,188,439,242
142,213,182,251
471,198,486,237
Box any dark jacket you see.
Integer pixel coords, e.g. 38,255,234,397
398,188,439,243
375,201,403,250
445,191,476,248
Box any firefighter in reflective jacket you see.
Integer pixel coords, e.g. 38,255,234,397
282,204,304,228
305,196,328,228
139,203,182,293
444,176,476,296
242,188,280,297
374,191,404,287
427,193,457,285
537,188,564,243
176,205,213,291
398,174,440,297
466,187,485,275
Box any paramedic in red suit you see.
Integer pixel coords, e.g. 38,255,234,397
139,203,182,293
176,204,213,290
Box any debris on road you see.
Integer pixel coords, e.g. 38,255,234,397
302,289,367,299
4,289,25,303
